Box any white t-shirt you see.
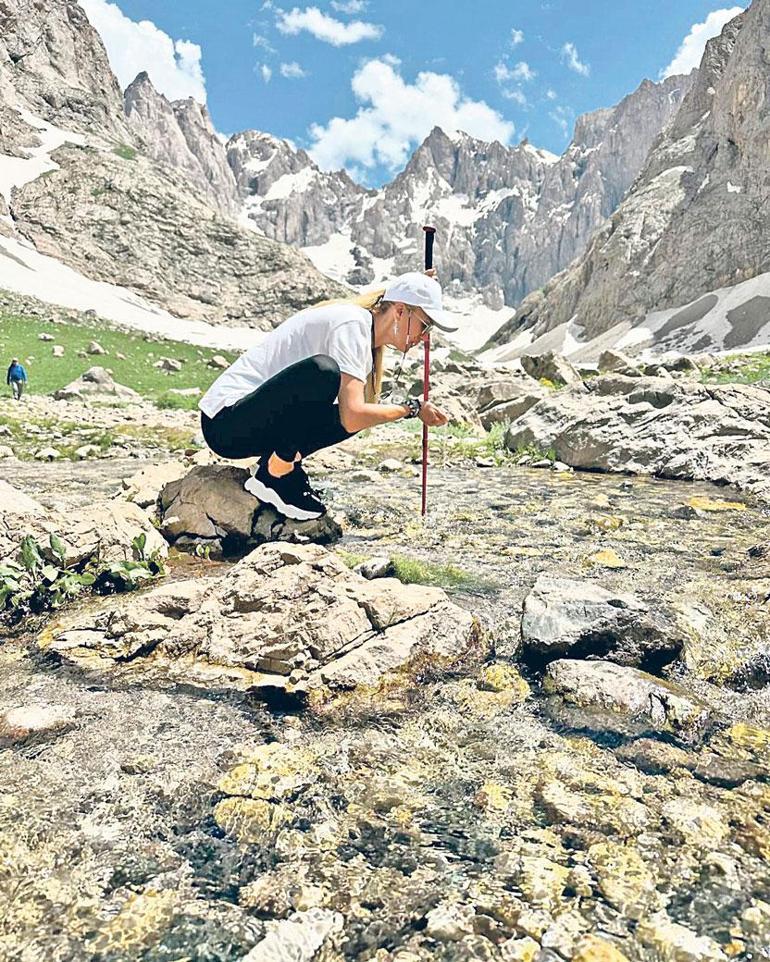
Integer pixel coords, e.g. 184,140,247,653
199,304,373,418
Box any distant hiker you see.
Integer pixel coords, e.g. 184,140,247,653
200,272,457,521
6,358,27,401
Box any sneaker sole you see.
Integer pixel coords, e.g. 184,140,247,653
244,476,323,522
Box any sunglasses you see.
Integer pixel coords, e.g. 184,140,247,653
407,307,433,335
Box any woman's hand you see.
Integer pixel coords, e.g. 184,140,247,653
424,268,437,279
419,401,449,427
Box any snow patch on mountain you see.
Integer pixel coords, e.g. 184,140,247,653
0,112,84,205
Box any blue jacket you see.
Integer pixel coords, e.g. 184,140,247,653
6,363,27,384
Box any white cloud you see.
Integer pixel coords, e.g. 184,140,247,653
659,7,743,78
561,41,590,77
511,28,524,46
80,0,207,102
280,61,308,78
495,61,536,83
308,56,515,176
330,0,367,11
276,6,383,45
550,105,571,137
253,32,276,53
503,89,528,106
546,88,557,100
260,64,273,83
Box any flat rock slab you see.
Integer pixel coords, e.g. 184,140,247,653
1,482,167,568
543,659,710,734
159,464,342,557
521,575,684,669
505,375,770,504
42,542,479,707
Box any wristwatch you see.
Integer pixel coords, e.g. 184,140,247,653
403,397,422,419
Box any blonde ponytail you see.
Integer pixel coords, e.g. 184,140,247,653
316,286,387,403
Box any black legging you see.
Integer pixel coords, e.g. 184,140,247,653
200,354,355,462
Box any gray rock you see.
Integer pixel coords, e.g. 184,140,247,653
153,357,182,372
598,350,642,377
477,380,547,429
86,340,106,355
0,487,167,568
159,464,341,557
45,542,478,703
0,445,16,460
38,332,54,341
54,366,140,400
35,446,60,461
521,575,684,668
504,374,770,505
243,909,343,962
0,704,77,746
208,355,229,369
520,352,583,386
543,659,710,733
355,557,395,580
52,345,65,358
74,444,101,460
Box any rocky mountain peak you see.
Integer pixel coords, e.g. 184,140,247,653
124,71,238,215
0,0,131,141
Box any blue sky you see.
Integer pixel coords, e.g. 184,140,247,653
81,0,745,186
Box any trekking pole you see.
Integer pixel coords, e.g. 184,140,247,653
421,225,436,517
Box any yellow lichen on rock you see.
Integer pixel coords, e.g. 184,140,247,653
474,781,512,812
713,723,770,763
94,890,178,955
213,796,290,844
588,841,659,919
477,663,531,699
573,935,632,962
217,742,317,801
687,495,746,512
584,548,627,569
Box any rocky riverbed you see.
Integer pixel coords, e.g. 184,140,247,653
1,418,770,961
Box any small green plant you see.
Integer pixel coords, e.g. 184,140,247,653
511,442,557,462
0,533,165,619
98,533,165,591
0,533,95,612
112,143,137,161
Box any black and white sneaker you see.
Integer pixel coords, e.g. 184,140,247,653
244,460,326,521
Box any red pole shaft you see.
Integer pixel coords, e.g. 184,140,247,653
421,333,430,517
421,224,435,518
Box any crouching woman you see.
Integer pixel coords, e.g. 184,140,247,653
199,272,456,521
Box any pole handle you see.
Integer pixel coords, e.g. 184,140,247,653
423,225,436,270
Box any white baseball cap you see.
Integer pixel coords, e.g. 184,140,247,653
383,272,458,333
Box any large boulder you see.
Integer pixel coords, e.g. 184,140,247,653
520,352,583,387
543,659,710,734
521,575,685,669
42,542,480,706
53,366,140,400
159,464,342,557
505,375,770,504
